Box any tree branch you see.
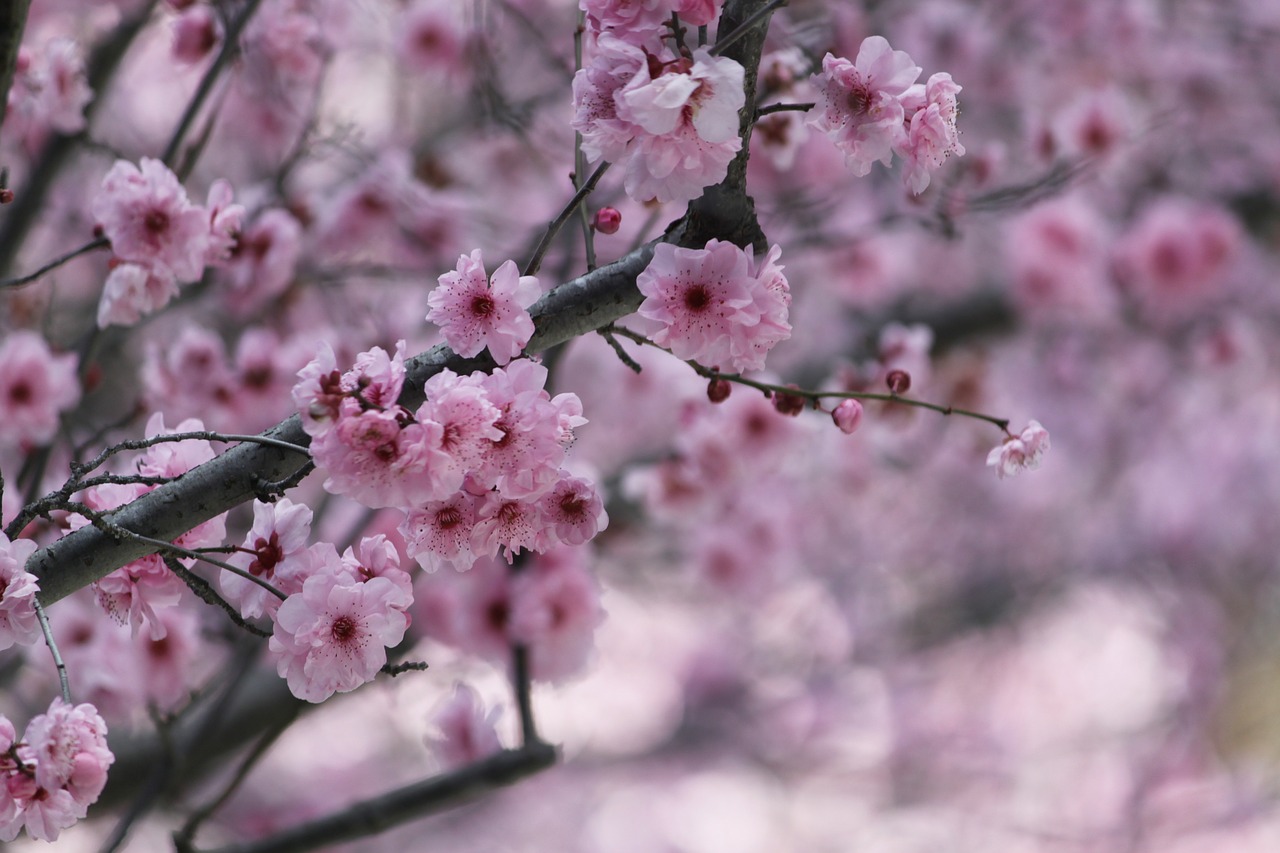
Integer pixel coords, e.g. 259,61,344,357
198,743,558,853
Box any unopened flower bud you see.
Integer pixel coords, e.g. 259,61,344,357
593,207,622,235
886,369,911,394
832,399,863,434
771,387,805,417
707,377,731,403
0,189,13,204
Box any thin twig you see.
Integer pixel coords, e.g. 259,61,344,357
33,598,71,704
710,0,787,56
523,162,611,277
0,237,109,290
755,101,814,117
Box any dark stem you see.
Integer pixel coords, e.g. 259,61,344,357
523,162,611,277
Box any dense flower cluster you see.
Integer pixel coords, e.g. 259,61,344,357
572,25,745,204
807,36,964,192
632,240,791,373
0,700,113,843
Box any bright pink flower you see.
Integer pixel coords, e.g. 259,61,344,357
537,473,608,548
91,157,210,282
475,361,577,498
312,406,453,508
634,240,790,372
425,683,502,770
472,493,543,564
424,368,503,458
0,330,80,448
222,498,316,620
807,38,922,176
987,421,1051,479
427,250,541,365
268,570,411,702
0,533,39,650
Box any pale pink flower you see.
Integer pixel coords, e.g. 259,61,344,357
400,491,484,573
427,250,541,365
896,72,965,194
0,533,40,650
472,493,543,564
0,330,80,448
987,421,1051,479
418,369,503,482
425,683,502,770
97,262,180,328
293,342,344,437
312,407,453,508
269,571,411,702
509,550,604,682
91,158,210,282
581,0,671,36
808,38,922,176
475,361,576,498
341,534,414,604
18,38,93,135
572,33,646,165
203,179,245,266
634,240,790,372
622,108,743,205
222,498,316,620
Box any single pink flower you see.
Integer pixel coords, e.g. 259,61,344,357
427,250,541,365
987,421,1051,479
91,157,210,282
0,330,80,448
425,683,502,770
269,571,411,702
0,533,40,650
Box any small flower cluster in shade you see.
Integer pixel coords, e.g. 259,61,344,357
90,158,244,327
293,343,607,572
807,36,965,194
427,250,540,366
987,421,1051,479
0,699,113,843
71,414,226,641
572,1,744,205
632,240,791,373
0,532,41,652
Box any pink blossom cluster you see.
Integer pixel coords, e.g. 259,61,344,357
632,239,791,373
581,0,722,41
427,250,541,366
73,415,226,640
268,534,413,702
986,421,1051,479
91,158,244,327
0,699,113,843
572,23,745,204
293,344,605,571
0,330,80,449
807,36,964,193
415,546,604,682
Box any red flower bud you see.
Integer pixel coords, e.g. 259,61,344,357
886,369,911,395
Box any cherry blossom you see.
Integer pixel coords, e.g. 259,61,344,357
91,157,210,283
427,250,541,366
987,420,1052,479
269,569,411,703
633,240,791,372
807,37,922,176
222,498,317,620
0,330,80,448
